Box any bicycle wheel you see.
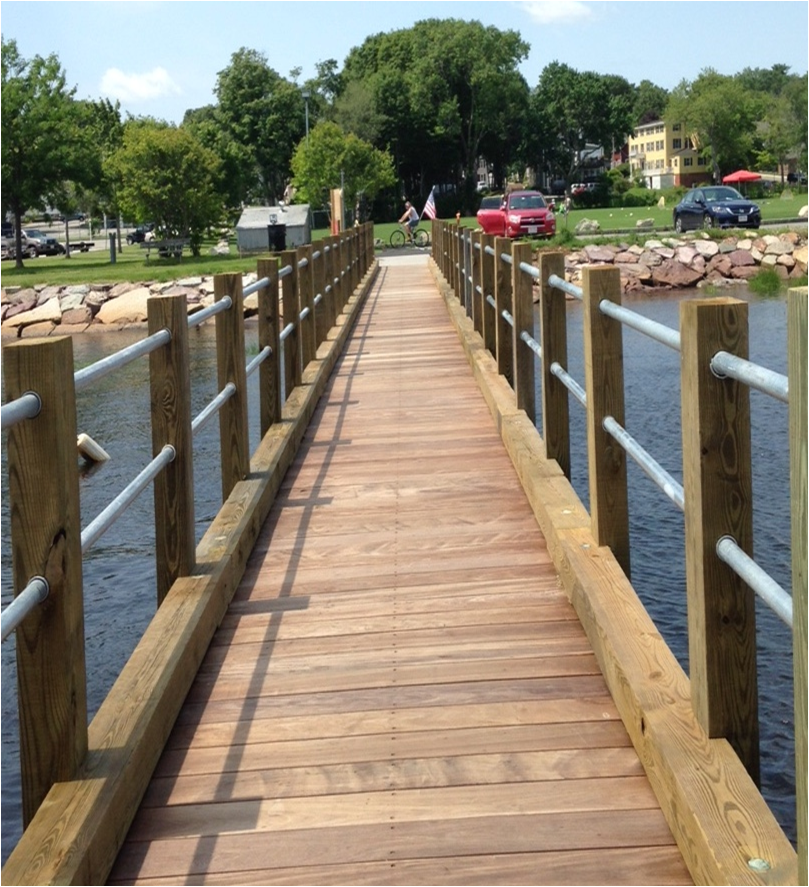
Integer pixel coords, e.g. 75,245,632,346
389,228,406,248
414,228,430,248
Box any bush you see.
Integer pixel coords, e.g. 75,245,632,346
622,188,659,207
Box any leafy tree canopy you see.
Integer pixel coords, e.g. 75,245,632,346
667,68,763,181
106,122,224,254
290,120,396,210
1,37,98,265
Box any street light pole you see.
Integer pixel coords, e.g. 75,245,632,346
302,89,310,146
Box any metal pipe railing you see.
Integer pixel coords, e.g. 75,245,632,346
191,383,236,436
1,392,41,430
187,295,233,330
712,351,789,403
1,577,49,642
716,536,793,627
74,329,171,391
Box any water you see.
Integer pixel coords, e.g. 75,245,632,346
1,288,798,863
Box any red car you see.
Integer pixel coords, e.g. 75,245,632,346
476,190,556,239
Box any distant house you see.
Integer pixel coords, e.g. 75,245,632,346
628,120,708,189
235,204,311,255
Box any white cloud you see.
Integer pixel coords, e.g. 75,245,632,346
99,66,182,103
519,1,593,25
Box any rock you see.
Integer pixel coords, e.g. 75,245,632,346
719,241,737,254
736,239,753,251
65,284,90,297
657,196,666,208
615,251,638,264
764,239,793,256
728,250,756,267
635,218,655,228
19,321,57,338
4,297,64,328
750,247,764,262
653,247,675,260
730,265,759,280
61,306,94,325
643,239,666,250
707,255,733,276
96,286,151,325
794,245,808,272
583,244,617,263
575,218,600,234
675,246,698,266
651,260,704,288
761,254,778,267
776,254,796,269
691,255,706,275
638,250,663,267
109,282,139,299
626,244,645,256
772,264,790,280
60,291,87,312
694,240,719,258
799,205,808,218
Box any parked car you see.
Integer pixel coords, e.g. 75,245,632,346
21,228,66,256
672,186,761,232
476,190,556,239
126,223,155,245
476,195,504,230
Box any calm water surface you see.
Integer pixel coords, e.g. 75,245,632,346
1,287,798,863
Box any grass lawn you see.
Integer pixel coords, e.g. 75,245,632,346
2,192,804,289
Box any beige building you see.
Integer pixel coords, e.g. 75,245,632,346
628,120,710,189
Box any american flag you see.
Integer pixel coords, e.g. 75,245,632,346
421,187,437,220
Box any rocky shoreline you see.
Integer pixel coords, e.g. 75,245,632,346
2,231,807,339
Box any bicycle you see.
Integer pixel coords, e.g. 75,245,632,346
390,224,430,249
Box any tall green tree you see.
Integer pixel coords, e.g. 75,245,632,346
633,79,668,126
666,69,762,181
290,120,396,211
342,19,530,209
106,122,224,254
214,48,306,204
527,63,636,184
1,38,96,267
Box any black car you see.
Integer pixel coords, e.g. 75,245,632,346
672,186,761,232
126,223,155,245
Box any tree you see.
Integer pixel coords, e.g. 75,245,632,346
214,48,306,204
526,63,636,185
1,38,96,267
106,122,224,255
633,79,668,126
666,69,762,181
290,120,396,211
342,20,530,209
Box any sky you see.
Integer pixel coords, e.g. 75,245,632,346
1,0,807,125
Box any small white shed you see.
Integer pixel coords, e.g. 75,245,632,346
236,204,311,254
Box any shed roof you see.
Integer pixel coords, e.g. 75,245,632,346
237,205,310,229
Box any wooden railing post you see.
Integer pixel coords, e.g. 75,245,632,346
582,265,630,575
680,297,758,781
214,272,250,502
280,249,300,394
789,286,807,883
539,251,571,479
147,294,196,606
470,230,483,337
480,233,496,357
3,336,88,825
460,228,470,315
494,236,513,385
511,241,536,425
256,257,282,435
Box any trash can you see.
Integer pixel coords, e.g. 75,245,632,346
267,224,286,252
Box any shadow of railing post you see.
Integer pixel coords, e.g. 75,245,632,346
297,243,316,369
538,251,571,480
681,297,759,782
788,287,807,883
256,258,281,435
494,236,513,387
280,249,300,398
147,294,195,605
3,335,88,826
213,273,249,502
582,265,630,578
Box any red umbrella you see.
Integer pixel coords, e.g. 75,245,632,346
722,169,762,183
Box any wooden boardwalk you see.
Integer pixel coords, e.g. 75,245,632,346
109,256,691,886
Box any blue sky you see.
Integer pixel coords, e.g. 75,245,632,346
1,1,807,124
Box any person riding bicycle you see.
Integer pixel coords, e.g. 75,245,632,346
398,200,419,244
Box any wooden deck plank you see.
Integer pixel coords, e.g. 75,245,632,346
110,257,690,886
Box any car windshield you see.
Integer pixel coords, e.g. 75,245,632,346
702,187,743,202
23,229,44,237
510,194,546,209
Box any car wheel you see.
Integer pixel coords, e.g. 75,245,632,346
674,216,684,234
27,246,38,258
702,214,713,230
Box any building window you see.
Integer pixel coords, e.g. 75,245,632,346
672,138,682,149
683,157,693,167
697,157,706,166
673,123,681,131
674,158,678,167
